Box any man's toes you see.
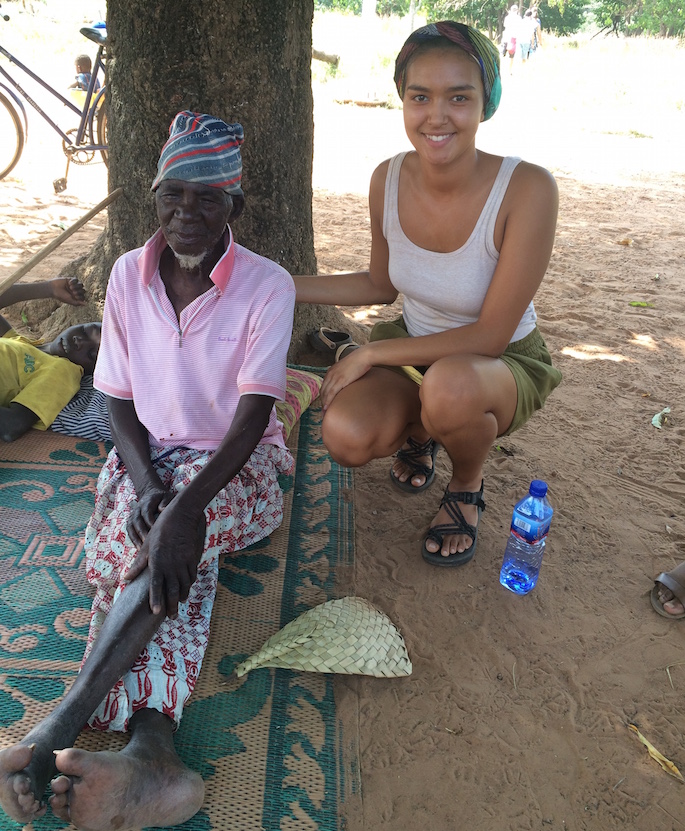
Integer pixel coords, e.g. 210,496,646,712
53,747,90,778
1,744,34,776
50,773,72,795
49,788,71,821
17,791,44,817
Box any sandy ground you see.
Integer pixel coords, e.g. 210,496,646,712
2,36,685,831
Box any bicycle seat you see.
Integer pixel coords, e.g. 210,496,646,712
80,26,107,46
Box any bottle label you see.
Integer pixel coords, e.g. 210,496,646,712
512,515,551,543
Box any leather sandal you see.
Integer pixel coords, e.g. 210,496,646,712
422,482,485,567
390,437,440,494
651,564,685,619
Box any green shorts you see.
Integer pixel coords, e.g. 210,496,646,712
369,317,562,437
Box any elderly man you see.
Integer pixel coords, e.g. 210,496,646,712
0,112,295,830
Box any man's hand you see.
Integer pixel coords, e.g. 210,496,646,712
124,499,206,618
126,486,173,549
50,278,86,306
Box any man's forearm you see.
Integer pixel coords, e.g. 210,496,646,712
107,396,165,496
174,394,274,516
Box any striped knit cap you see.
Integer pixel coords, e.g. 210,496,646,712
394,21,502,121
151,111,244,195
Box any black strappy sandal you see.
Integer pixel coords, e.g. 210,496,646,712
390,437,440,494
422,482,485,567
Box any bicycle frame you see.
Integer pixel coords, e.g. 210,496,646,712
0,37,106,153
0,76,27,137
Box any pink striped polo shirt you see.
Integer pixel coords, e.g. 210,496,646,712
94,227,295,451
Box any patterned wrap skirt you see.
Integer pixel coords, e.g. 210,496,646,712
83,442,294,732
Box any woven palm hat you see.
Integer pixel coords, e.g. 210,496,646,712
235,596,412,678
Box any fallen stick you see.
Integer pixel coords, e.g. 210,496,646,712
0,187,123,296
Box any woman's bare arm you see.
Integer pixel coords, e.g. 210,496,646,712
293,161,399,307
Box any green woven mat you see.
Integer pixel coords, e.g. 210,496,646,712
0,400,355,831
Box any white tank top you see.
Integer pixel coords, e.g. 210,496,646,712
383,152,537,343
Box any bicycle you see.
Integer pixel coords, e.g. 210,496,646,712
0,4,108,193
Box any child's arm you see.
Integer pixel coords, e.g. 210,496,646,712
0,277,86,308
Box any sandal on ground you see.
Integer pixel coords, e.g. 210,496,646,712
651,565,685,620
422,482,485,567
309,327,355,355
390,437,440,494
335,342,359,362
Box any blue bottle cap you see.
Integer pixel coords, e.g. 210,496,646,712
529,479,548,497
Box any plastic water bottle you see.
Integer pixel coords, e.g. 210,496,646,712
499,480,554,595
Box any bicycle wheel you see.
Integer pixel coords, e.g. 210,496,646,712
0,91,24,180
96,95,108,167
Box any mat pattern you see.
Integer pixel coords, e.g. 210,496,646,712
0,400,354,831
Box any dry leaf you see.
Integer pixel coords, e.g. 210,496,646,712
617,238,633,246
628,724,684,782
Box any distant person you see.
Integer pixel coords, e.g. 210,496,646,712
0,277,102,442
502,5,523,73
294,22,561,566
68,54,100,92
520,9,539,62
530,7,543,54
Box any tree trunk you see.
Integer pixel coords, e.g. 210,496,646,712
48,0,359,361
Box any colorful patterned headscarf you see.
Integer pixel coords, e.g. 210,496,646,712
151,111,244,196
394,21,502,121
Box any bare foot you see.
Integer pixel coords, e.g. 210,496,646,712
655,584,685,616
50,744,204,831
0,742,53,823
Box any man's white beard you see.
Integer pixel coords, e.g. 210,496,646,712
170,247,208,272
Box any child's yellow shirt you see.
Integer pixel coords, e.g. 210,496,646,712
0,329,83,430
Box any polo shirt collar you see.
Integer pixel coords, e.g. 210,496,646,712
138,226,236,292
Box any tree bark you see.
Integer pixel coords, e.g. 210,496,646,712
47,0,359,360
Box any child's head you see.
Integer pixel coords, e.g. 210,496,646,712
75,54,92,74
46,322,102,374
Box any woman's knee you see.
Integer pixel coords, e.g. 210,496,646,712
420,359,482,427
321,408,376,467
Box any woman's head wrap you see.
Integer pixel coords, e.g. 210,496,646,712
151,111,244,196
394,21,502,121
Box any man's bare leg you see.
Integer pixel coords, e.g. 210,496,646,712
0,572,166,824
49,709,203,831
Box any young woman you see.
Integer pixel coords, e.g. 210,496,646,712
295,22,561,566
